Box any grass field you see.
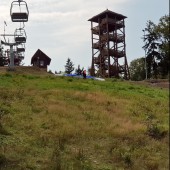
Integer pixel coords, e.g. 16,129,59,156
0,69,169,170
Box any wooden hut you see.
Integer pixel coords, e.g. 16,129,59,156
31,49,51,69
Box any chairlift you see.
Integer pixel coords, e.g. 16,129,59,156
10,0,29,22
14,28,27,43
18,56,24,60
18,52,25,60
17,43,25,53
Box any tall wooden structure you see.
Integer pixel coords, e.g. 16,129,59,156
88,9,130,79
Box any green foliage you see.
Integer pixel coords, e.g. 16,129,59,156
67,77,74,82
0,46,7,66
65,58,74,74
0,57,7,66
129,57,146,80
75,64,84,75
4,73,12,77
146,122,167,140
121,151,133,167
0,73,168,169
143,15,170,78
0,154,7,166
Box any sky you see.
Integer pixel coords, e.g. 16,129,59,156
0,0,169,72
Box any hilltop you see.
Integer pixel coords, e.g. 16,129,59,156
0,66,50,76
0,69,169,170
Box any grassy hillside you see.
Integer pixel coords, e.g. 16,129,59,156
0,71,169,170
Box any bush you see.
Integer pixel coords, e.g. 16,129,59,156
147,123,167,139
0,154,7,166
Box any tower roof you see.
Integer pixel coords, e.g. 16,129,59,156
88,9,127,22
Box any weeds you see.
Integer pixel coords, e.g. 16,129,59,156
52,145,62,170
0,106,11,135
145,160,159,170
0,73,168,169
0,123,10,135
146,122,167,140
67,78,74,82
58,137,67,151
121,151,133,167
76,148,86,161
0,154,7,167
4,73,12,77
22,74,40,79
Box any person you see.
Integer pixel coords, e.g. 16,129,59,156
83,70,86,79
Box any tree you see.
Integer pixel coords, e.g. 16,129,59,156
155,15,169,77
65,58,74,74
143,21,160,78
129,57,146,81
0,48,7,66
0,57,6,66
143,15,169,78
75,65,84,75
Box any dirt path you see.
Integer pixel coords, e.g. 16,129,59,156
131,79,169,89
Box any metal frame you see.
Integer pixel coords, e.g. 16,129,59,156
14,28,27,43
0,0,29,69
17,43,25,53
1,40,19,69
10,0,29,22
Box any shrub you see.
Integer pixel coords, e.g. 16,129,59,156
146,123,167,139
0,154,7,166
4,73,12,77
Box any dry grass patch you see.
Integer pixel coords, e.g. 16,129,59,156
0,75,168,169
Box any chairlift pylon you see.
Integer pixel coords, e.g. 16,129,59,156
10,0,29,22
14,28,27,43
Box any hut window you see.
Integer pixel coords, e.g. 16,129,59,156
40,60,44,66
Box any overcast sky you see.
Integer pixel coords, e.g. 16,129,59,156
0,0,169,72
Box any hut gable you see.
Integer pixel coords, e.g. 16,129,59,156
31,49,51,68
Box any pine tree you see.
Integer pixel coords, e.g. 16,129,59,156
65,58,74,74
143,15,169,78
75,65,84,75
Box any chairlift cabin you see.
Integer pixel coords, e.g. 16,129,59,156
17,43,25,53
18,52,25,60
10,0,29,22
14,28,27,43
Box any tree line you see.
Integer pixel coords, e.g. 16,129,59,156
1,15,169,80
55,57,85,75
130,15,169,80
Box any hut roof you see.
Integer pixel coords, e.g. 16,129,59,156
31,49,51,65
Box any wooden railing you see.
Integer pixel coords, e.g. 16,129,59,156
101,18,124,26
93,42,100,49
101,34,124,42
91,26,99,35
103,48,125,57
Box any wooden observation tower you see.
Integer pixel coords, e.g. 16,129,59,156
88,9,130,79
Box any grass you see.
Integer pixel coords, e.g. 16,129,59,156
0,71,169,170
